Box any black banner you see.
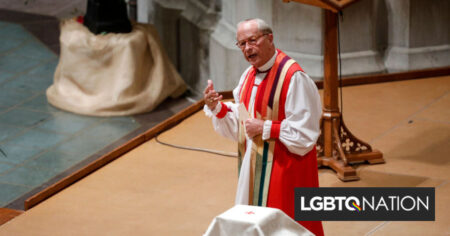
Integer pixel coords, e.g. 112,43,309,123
295,187,435,221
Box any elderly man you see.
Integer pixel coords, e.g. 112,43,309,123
204,18,324,236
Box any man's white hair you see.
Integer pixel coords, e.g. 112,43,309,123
237,18,273,35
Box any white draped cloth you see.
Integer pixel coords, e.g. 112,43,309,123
203,205,314,236
204,51,322,206
47,19,186,116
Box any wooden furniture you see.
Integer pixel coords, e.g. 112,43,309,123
283,0,384,181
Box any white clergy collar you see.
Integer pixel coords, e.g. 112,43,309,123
257,49,277,73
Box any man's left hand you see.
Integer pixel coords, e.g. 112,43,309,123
245,119,264,138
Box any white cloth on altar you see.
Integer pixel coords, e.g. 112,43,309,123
203,205,314,236
204,51,322,206
47,19,186,116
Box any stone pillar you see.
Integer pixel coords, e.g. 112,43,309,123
152,1,186,70
137,0,153,23
272,1,323,79
385,0,450,72
338,0,386,75
136,0,220,95
178,0,220,92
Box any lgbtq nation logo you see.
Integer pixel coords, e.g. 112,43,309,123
295,187,435,221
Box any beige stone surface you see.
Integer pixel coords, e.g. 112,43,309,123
414,92,450,123
366,119,450,179
340,76,450,143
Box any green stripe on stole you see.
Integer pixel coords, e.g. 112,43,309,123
261,141,275,206
252,139,264,205
256,142,269,206
237,149,243,177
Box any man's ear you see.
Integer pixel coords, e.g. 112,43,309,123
267,33,274,43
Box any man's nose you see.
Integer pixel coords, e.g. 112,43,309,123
244,43,253,53
244,42,253,50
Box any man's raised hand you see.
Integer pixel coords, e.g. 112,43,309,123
203,80,222,110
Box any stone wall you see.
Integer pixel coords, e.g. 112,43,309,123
137,0,450,93
137,0,220,95
384,0,450,72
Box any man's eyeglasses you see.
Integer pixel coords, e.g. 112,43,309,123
236,34,267,49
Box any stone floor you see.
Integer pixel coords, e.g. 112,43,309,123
0,9,193,210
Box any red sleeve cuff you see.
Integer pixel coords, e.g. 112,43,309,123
270,121,281,139
216,102,228,119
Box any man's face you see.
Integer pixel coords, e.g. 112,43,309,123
236,21,274,68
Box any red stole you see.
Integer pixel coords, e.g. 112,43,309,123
238,49,324,236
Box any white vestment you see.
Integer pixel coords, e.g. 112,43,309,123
204,51,322,205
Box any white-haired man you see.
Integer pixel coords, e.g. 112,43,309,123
204,18,324,236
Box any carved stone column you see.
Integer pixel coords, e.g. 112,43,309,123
384,0,450,72
338,0,386,75
136,0,219,95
